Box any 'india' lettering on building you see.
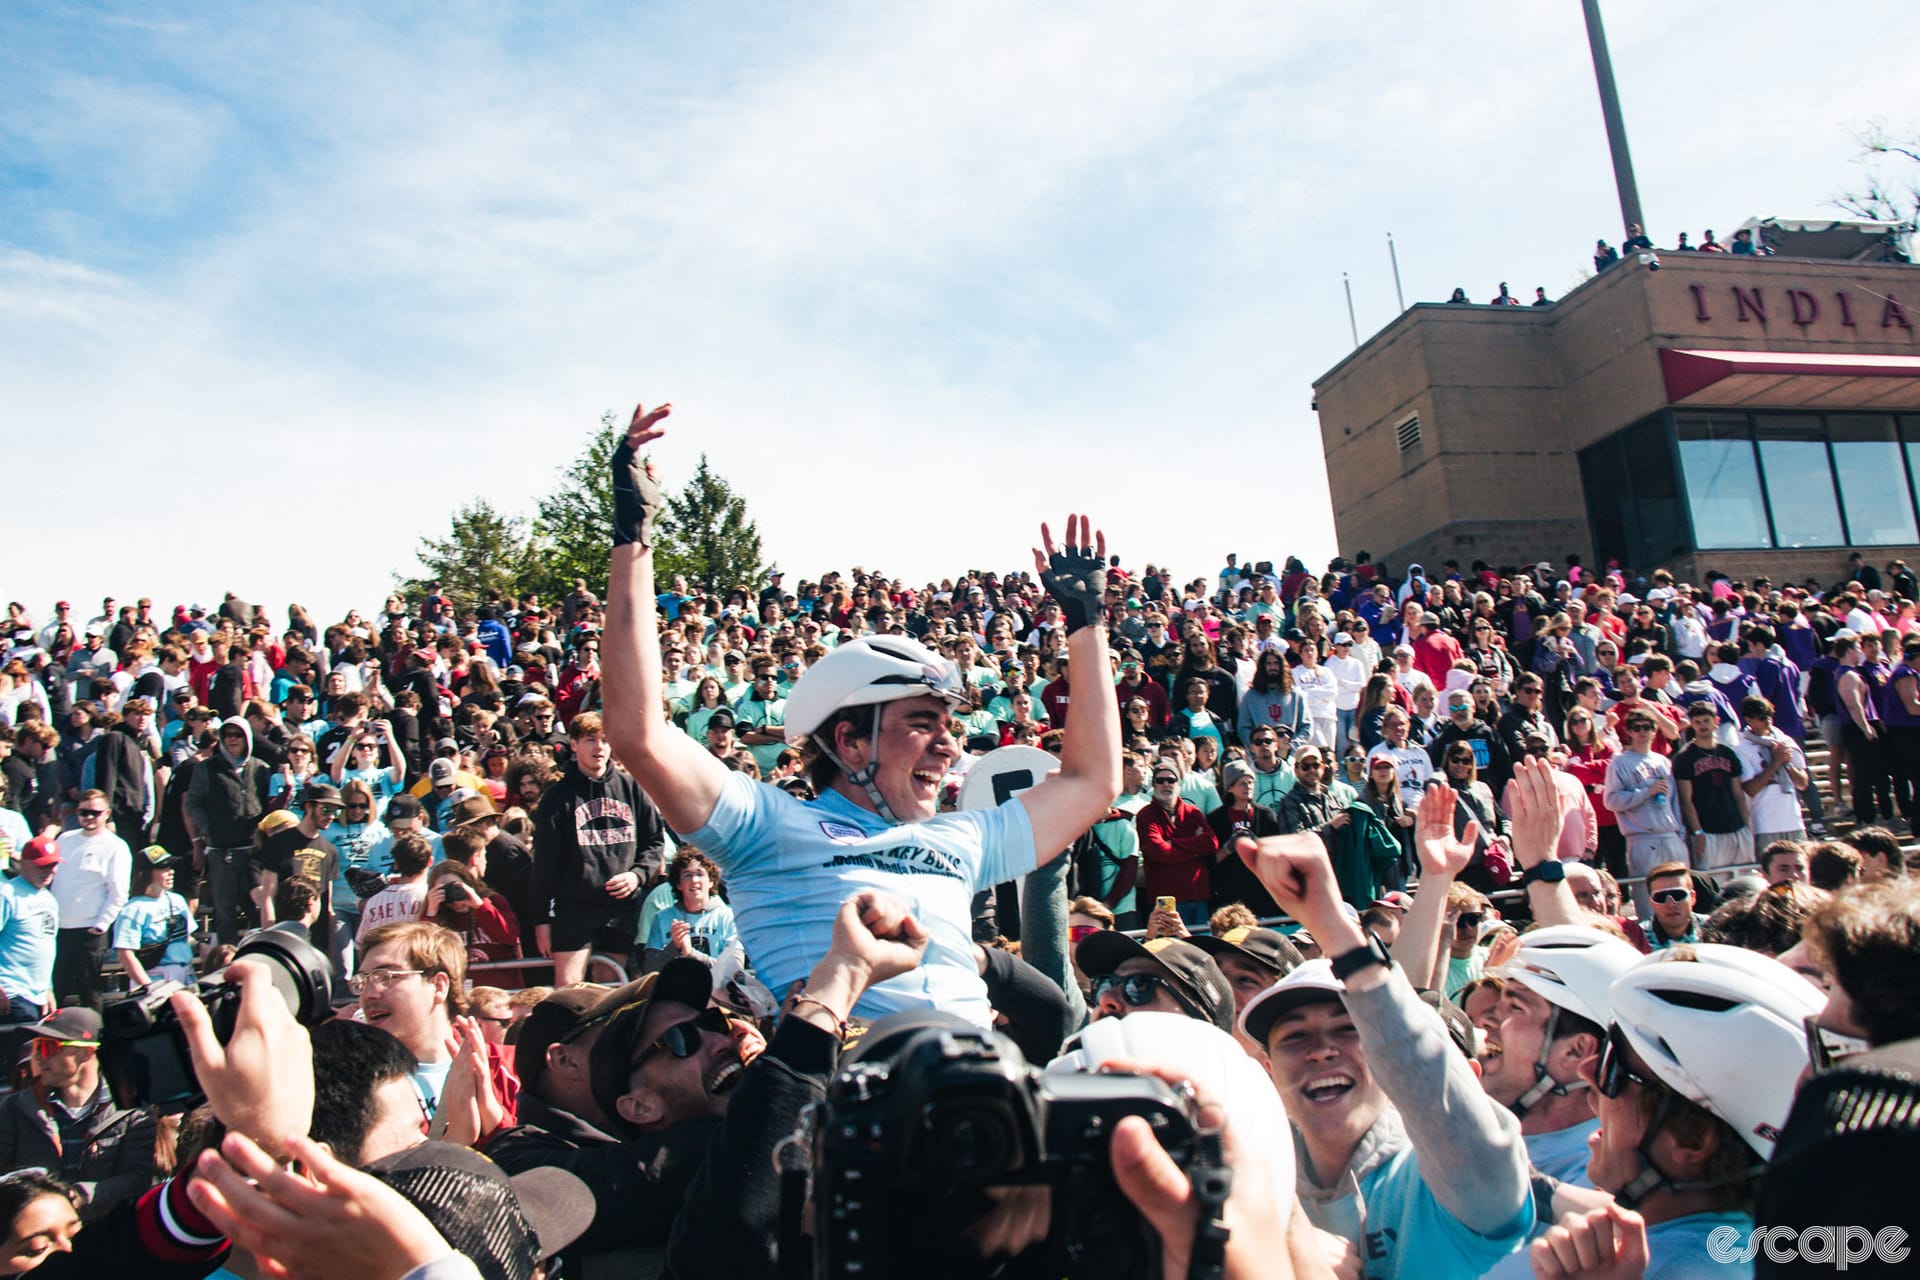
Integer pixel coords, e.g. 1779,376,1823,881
1688,283,1913,333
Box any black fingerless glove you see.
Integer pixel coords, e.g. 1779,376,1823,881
1042,542,1107,633
611,438,665,549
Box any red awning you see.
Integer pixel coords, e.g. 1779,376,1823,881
1661,348,1920,409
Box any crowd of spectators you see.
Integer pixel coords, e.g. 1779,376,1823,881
0,409,1916,1277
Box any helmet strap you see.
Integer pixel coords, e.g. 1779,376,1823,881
820,705,901,825
1511,1007,1588,1118
1612,1091,1759,1209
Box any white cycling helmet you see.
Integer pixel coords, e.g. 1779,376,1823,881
1497,925,1644,1117
784,636,968,745
784,636,969,822
1605,943,1826,1204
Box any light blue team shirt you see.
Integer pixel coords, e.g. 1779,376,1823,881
1307,1139,1532,1280
0,875,60,1004
636,880,676,946
1527,1119,1599,1186
680,772,1038,1025
337,768,403,817
645,901,740,958
110,891,197,971
1483,1121,1603,1280
328,819,393,911
731,696,788,775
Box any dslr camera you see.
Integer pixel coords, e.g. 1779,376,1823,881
99,922,334,1113
790,1010,1221,1280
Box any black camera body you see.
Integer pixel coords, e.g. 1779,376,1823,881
802,1012,1203,1280
99,922,334,1113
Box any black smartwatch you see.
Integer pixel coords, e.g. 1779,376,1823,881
1520,860,1567,888
1330,933,1393,982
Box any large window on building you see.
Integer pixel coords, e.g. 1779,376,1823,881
1753,416,1844,548
1675,413,1770,550
1646,410,1920,553
1831,414,1919,545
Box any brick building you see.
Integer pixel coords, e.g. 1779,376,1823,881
1314,247,1920,586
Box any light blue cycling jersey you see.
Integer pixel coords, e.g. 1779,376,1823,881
678,772,1038,1025
1528,1119,1598,1186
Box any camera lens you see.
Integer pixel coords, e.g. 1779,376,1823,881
231,922,335,1027
929,1105,1019,1179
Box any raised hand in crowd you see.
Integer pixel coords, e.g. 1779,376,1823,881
1506,756,1583,926
172,958,314,1161
433,1014,508,1148
1387,782,1478,988
189,1131,461,1280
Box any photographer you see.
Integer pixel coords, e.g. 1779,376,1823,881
664,889,930,1278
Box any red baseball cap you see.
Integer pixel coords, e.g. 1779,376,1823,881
20,836,61,867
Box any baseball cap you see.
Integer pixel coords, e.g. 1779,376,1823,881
706,707,736,728
1332,632,1353,645
434,737,460,757
300,782,344,809
365,1142,592,1277
1075,934,1234,1033
385,794,425,823
133,844,177,875
428,759,458,786
1392,643,1415,656
1238,957,1345,1048
1371,890,1415,914
21,1007,102,1045
19,836,60,868
586,960,717,1136
1417,989,1478,1059
513,985,606,1090
1190,926,1304,983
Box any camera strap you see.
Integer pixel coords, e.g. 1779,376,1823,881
774,1110,814,1280
1186,1120,1232,1280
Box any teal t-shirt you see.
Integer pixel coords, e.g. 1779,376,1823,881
732,696,788,775
110,892,196,970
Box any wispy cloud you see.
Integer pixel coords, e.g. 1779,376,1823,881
3,1,1917,621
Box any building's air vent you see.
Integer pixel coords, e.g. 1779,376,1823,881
1396,413,1422,452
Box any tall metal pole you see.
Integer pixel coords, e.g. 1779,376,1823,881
1343,272,1360,348
1582,0,1646,237
1387,233,1406,312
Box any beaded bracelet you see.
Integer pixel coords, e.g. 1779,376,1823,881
790,993,849,1038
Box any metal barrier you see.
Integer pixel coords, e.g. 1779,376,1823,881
467,953,628,990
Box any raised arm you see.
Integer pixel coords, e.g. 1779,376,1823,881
599,403,734,834
1019,516,1123,862
1505,759,1582,927
1392,783,1475,989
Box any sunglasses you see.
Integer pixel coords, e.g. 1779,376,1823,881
77,807,108,818
639,1006,734,1066
1594,1025,1662,1099
1296,759,1324,771
1068,923,1102,944
1650,887,1691,905
31,1038,96,1058
1092,973,1201,1018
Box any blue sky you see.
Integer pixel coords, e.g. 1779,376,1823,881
4,1,1917,625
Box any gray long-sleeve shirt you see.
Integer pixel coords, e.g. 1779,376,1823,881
1294,970,1532,1280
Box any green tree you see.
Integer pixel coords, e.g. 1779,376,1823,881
658,453,768,594
396,499,531,610
526,411,625,603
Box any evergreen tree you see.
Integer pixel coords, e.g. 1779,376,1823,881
659,453,768,595
397,499,530,609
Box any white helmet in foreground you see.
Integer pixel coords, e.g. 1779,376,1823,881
783,636,969,821
1497,925,1643,1117
1604,943,1826,1205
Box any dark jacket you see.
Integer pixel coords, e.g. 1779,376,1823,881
183,719,271,848
0,1083,156,1220
88,723,150,822
665,1016,842,1280
530,763,667,921
487,1092,714,1262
